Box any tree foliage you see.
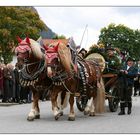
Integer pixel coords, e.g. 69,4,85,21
98,23,140,60
52,34,66,39
0,7,48,64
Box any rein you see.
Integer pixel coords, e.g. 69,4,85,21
56,70,76,94
50,65,76,93
51,70,74,81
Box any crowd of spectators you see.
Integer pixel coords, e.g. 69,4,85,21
0,63,32,104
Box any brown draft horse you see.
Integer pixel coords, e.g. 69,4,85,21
15,37,54,121
45,41,105,121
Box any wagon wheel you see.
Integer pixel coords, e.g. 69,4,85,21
76,96,88,112
108,87,120,112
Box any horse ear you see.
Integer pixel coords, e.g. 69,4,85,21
54,42,59,52
26,37,30,44
16,36,22,43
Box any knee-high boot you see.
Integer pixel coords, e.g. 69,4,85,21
128,102,132,115
118,102,125,115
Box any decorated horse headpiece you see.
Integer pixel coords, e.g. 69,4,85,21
45,42,60,65
15,36,31,56
45,41,76,74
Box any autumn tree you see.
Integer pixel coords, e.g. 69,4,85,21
98,23,140,60
0,7,48,64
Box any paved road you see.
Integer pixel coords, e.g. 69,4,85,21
0,96,140,134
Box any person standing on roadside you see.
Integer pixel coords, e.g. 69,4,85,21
118,57,137,115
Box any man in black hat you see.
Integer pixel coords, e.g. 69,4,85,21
118,57,137,115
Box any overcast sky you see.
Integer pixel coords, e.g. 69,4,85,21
35,7,140,50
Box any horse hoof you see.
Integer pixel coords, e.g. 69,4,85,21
60,111,63,116
68,117,75,121
89,112,95,116
84,110,90,115
35,115,40,119
55,113,61,120
27,116,35,121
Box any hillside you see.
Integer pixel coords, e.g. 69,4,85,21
20,6,56,39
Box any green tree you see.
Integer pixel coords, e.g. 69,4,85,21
0,7,48,64
133,29,140,60
98,23,140,60
52,34,66,39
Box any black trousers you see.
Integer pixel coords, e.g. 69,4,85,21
118,76,133,112
3,79,13,101
120,86,133,103
20,86,30,101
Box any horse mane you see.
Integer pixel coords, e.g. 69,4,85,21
56,42,74,73
29,38,43,60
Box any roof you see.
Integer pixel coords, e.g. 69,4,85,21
42,39,69,46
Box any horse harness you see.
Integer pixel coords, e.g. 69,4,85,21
51,66,76,87
78,60,100,92
19,57,46,87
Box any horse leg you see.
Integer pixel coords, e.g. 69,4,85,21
89,98,95,116
57,91,70,116
51,89,62,120
84,97,93,115
56,92,65,116
27,91,40,121
34,97,40,119
68,94,75,121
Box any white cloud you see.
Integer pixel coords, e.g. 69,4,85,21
35,6,140,50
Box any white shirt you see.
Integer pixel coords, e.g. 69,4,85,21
127,65,130,70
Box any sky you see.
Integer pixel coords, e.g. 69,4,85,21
35,6,140,50
1,0,140,51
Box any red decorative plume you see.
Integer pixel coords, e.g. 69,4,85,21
54,42,59,52
26,37,30,44
16,36,22,43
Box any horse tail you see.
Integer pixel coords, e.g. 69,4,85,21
57,91,70,110
94,77,106,113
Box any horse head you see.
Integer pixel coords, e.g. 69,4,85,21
45,41,75,78
15,36,43,65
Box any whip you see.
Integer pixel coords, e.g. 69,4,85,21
79,24,88,48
